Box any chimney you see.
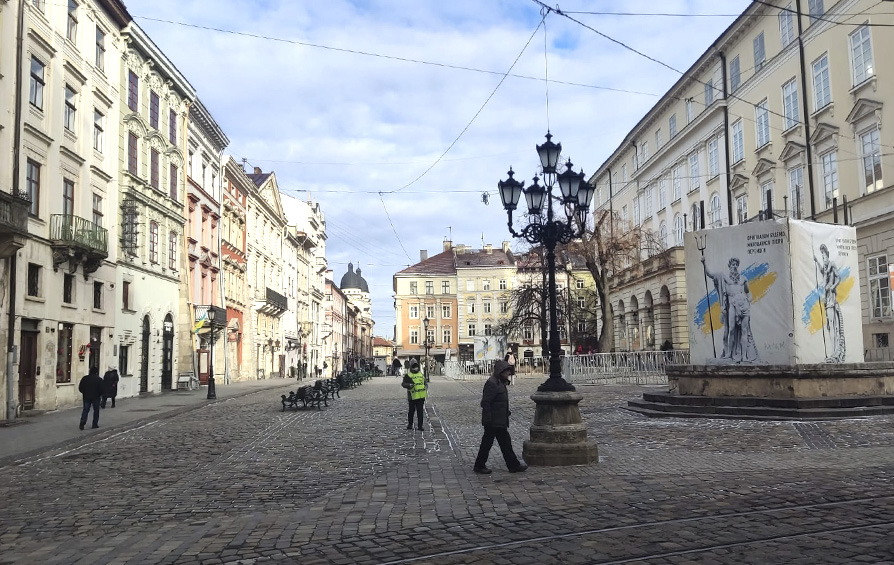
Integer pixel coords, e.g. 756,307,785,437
484,244,493,254
253,166,262,175
443,239,452,252
420,250,428,262
502,241,511,253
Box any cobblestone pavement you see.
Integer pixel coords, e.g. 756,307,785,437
1,375,893,564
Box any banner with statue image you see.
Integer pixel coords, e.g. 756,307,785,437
788,220,863,363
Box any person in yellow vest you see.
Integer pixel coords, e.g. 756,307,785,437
401,359,427,430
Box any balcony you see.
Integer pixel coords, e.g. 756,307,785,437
0,189,31,258
194,304,227,334
50,214,108,276
254,286,288,316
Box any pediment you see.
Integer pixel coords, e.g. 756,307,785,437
778,141,805,163
729,174,748,192
846,98,883,125
810,122,839,145
751,158,775,178
258,173,285,219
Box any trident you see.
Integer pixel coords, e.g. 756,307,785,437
696,233,717,358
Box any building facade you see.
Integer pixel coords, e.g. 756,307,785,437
454,243,515,363
221,157,250,380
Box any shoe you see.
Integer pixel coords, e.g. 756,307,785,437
406,424,413,430
79,422,85,430
509,463,528,473
92,425,99,429
416,424,424,431
473,466,492,474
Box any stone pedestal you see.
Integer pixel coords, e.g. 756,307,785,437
522,391,598,466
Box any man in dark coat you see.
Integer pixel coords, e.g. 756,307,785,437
78,367,104,430
101,368,120,408
473,360,527,474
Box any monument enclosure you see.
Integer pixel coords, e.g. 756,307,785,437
684,219,863,366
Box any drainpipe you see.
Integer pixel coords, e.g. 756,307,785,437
7,0,27,420
720,52,734,226
795,0,817,218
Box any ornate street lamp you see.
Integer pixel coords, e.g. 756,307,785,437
497,131,598,466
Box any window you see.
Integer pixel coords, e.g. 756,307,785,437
64,85,77,132
705,80,714,106
441,304,451,318
483,301,491,314
621,164,627,183
736,194,748,224
789,167,804,218
754,32,766,71
26,160,40,216
63,179,74,216
409,281,417,295
779,5,794,47
169,109,178,144
644,185,653,218
685,98,693,123
169,164,178,200
813,54,831,110
669,114,677,138
621,205,628,224
409,304,418,318
66,0,78,42
425,281,434,294
673,214,683,246
93,109,104,152
29,57,45,110
149,91,159,129
150,149,159,188
633,197,641,226
119,345,129,376
755,99,771,148
410,329,419,345
576,279,585,290
484,324,492,336
730,55,741,93
467,323,476,337
500,301,508,314
731,120,744,164
122,280,131,310
861,127,882,193
149,221,159,263
169,231,177,270
467,301,476,314
709,193,722,227
691,202,701,230
27,263,40,297
782,79,799,130
808,0,824,22
672,165,682,201
655,129,662,148
93,281,103,309
123,201,138,256
127,70,138,111
821,151,839,209
95,27,105,71
56,323,74,384
483,279,491,291
523,326,533,340
659,221,668,249
688,153,700,191
708,138,719,177
31,0,45,11
641,142,649,163
63,273,75,304
577,321,586,334
499,279,507,290
874,333,889,349
127,132,138,173
442,327,451,345
868,255,890,318
659,178,667,209
442,281,450,294
850,25,873,85
426,305,435,319
187,150,194,177
760,180,774,214
92,193,103,227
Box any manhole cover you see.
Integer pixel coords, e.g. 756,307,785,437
130,409,159,413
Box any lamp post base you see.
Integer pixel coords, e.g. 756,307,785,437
206,375,216,400
522,391,598,466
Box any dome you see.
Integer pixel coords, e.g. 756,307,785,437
340,263,368,292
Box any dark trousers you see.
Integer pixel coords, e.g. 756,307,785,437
101,394,116,408
80,398,101,427
407,398,425,428
475,426,521,470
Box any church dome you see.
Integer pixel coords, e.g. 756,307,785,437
340,263,368,292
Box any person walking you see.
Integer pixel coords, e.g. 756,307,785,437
402,359,426,430
101,367,120,408
474,360,527,474
78,367,104,430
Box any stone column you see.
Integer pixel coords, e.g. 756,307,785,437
523,391,599,466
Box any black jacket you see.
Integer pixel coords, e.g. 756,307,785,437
103,369,120,397
480,363,512,428
78,372,105,401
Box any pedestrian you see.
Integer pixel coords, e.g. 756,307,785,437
402,359,426,430
101,367,120,408
503,351,516,385
392,357,402,377
78,367,104,430
473,360,527,474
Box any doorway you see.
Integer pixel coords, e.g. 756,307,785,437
18,324,39,410
140,316,150,393
88,326,102,372
161,314,174,390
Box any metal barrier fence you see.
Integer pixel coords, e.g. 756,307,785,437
444,357,549,380
564,350,689,385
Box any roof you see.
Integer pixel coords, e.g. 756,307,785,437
454,248,515,268
396,249,456,276
340,263,369,292
373,337,394,348
247,173,271,187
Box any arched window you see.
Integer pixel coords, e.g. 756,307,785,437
673,214,684,246
659,221,668,249
709,192,722,227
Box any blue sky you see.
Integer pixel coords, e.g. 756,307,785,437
125,0,751,335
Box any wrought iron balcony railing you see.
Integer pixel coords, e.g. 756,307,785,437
0,190,31,235
50,214,108,255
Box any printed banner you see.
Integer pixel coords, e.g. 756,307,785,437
473,335,508,361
